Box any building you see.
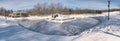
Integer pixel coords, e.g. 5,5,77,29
9,11,29,18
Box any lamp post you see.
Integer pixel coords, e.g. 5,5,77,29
108,0,111,20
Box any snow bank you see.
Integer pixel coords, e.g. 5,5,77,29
0,16,18,28
73,11,120,41
74,32,120,41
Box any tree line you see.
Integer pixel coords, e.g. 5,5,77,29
0,3,120,16
27,3,103,16
0,7,13,16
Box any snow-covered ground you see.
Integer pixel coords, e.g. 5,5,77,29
0,11,120,41
18,18,99,36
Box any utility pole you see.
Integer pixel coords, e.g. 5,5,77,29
108,0,111,20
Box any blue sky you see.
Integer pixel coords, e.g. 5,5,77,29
0,0,120,10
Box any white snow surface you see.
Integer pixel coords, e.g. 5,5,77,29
0,11,120,41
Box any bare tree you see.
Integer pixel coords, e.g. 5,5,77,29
27,3,104,16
